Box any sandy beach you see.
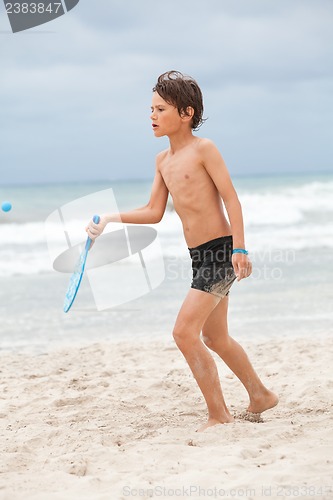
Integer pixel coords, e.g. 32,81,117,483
1,334,332,500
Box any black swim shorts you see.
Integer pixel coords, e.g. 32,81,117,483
188,235,237,298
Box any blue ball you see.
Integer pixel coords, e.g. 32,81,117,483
1,201,12,212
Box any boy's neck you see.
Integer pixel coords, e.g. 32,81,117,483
168,129,196,154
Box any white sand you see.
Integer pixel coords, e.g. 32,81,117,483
0,336,332,500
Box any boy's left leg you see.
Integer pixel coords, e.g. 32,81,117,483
172,288,234,431
202,296,278,414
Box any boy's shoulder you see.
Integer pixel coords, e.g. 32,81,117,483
196,137,219,151
195,138,222,163
155,148,169,164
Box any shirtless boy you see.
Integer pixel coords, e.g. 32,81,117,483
86,71,278,431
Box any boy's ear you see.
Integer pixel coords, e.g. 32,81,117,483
180,106,194,122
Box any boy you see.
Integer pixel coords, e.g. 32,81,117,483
86,71,278,431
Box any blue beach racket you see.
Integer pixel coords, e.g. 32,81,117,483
63,215,100,313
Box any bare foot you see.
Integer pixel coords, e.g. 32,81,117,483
247,389,279,414
196,414,234,432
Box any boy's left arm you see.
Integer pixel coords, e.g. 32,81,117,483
201,139,252,281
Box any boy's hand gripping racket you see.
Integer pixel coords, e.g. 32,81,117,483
63,215,100,313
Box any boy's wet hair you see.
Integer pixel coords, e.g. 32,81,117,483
153,70,206,130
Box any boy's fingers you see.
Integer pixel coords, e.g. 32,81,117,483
237,269,245,281
247,262,253,277
86,225,98,238
86,219,105,239
233,261,245,280
234,263,251,281
233,262,241,281
232,254,252,281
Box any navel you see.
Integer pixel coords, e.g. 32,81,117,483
185,174,190,179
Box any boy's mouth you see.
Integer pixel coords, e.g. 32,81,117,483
152,124,158,128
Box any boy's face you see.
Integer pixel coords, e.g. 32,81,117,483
150,92,184,137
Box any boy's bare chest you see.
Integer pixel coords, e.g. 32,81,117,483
159,154,207,196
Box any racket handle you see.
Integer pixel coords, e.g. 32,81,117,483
93,215,100,224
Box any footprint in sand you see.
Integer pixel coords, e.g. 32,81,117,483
236,411,264,423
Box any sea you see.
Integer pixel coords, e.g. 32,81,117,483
0,171,332,353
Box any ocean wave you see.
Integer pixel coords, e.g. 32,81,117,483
240,180,333,227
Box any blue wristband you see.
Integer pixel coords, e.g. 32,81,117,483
232,248,249,255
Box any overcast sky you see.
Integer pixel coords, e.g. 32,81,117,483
0,0,332,185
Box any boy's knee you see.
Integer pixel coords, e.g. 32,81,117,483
173,322,198,349
202,334,221,352
202,334,214,349
172,324,186,346
202,332,231,353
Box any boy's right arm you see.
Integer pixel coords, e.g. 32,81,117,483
86,159,169,240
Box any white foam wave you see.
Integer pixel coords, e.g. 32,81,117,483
0,248,52,277
240,180,333,227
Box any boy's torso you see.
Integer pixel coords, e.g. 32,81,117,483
158,138,231,247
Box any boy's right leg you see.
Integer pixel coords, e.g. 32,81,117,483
172,288,234,430
202,296,278,414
